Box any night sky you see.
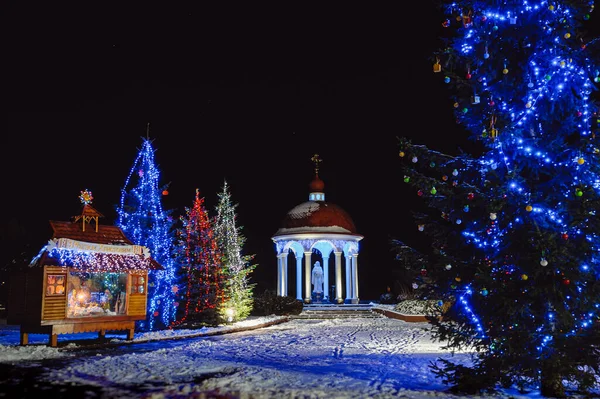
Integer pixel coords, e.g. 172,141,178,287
4,3,500,299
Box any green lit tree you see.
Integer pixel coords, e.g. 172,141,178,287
213,180,256,322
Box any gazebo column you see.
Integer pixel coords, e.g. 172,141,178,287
322,254,330,301
351,254,359,304
345,254,352,303
276,254,283,296
334,251,343,304
304,252,313,303
295,254,303,300
281,254,288,296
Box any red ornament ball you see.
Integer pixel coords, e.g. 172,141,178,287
562,233,569,240
417,190,424,196
467,192,475,200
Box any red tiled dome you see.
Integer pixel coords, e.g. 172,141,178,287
274,201,357,235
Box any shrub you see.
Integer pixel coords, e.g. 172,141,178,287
251,290,303,316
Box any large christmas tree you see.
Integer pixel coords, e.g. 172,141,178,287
213,180,257,322
171,189,225,327
397,1,599,397
116,136,178,331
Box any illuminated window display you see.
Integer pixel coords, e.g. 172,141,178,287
66,271,128,318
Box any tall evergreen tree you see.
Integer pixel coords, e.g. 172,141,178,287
213,180,256,322
172,189,225,327
397,1,599,397
116,136,177,331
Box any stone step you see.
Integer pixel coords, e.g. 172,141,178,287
291,305,384,319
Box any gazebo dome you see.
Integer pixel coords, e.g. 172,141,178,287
271,153,363,304
274,201,357,236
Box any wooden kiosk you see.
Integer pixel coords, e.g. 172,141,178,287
7,192,163,347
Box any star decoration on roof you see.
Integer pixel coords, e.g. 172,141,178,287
79,189,94,205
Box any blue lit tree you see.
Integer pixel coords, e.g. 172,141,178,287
213,180,256,322
397,1,599,397
116,137,178,331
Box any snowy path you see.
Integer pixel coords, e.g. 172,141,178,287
40,317,487,399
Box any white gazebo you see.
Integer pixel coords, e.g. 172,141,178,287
271,154,363,304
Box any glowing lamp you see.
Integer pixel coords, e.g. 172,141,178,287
225,308,235,322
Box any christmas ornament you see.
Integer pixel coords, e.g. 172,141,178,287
521,274,528,280
399,151,405,157
431,187,437,195
526,205,533,212
490,213,497,220
576,188,583,197
412,156,418,163
433,57,442,73
540,258,548,266
417,190,424,196
577,157,585,165
481,288,489,296
445,264,452,270
418,224,425,231
452,169,458,176
562,233,569,240
467,192,475,200
403,176,410,183
412,283,419,289
162,190,169,196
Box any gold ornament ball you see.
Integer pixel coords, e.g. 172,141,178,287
549,5,555,11
564,32,571,39
560,61,566,67
526,205,533,212
521,274,528,281
454,102,459,108
399,151,405,157
526,102,532,108
502,68,509,75
577,157,585,165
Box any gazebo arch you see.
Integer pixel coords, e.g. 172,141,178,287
271,154,363,304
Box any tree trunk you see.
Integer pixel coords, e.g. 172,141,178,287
540,372,566,398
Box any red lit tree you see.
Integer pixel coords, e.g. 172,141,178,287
171,189,226,327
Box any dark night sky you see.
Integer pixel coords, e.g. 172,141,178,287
4,3,475,299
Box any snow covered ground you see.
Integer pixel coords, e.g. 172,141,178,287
0,305,596,398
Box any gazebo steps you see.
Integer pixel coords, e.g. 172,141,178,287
291,304,384,319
